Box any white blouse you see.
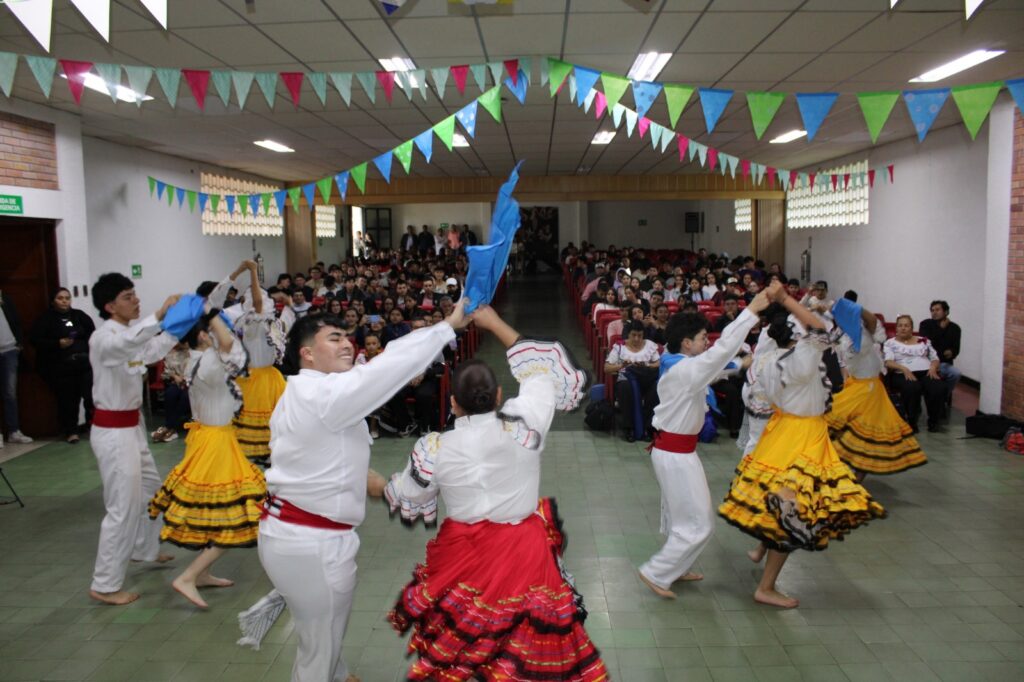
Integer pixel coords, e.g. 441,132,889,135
760,329,834,417
883,337,938,373
605,339,660,372
841,323,887,379
237,311,287,369
701,285,721,300
186,342,246,427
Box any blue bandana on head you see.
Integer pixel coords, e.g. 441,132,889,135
159,294,206,339
831,298,863,352
463,161,524,313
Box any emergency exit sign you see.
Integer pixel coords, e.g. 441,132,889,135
0,195,23,215
131,264,142,278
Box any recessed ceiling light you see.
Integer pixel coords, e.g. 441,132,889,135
453,133,470,148
378,56,419,86
59,72,153,104
591,131,616,145
769,129,807,144
909,49,1005,83
627,52,672,82
254,139,295,153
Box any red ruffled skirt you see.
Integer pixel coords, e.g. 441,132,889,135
389,498,609,681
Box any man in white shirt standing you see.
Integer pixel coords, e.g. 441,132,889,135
259,300,468,682
88,273,181,605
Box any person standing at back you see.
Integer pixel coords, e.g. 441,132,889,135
0,289,32,447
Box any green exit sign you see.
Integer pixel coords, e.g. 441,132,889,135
131,264,142,278
0,195,23,215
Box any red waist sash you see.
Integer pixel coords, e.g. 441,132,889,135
93,409,140,428
649,431,699,454
260,495,353,531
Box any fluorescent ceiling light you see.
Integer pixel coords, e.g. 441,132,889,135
254,139,295,153
378,56,419,86
770,129,807,144
452,133,470,148
59,72,153,104
591,131,616,145
909,49,1005,83
627,52,671,82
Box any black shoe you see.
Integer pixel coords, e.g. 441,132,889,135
927,422,941,433
729,430,741,439
624,432,635,443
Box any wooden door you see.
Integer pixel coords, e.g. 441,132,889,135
0,217,60,436
754,199,785,270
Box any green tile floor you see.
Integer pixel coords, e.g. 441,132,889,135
1,273,1022,681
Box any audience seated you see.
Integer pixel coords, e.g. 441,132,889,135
604,321,662,442
884,315,947,433
919,300,962,402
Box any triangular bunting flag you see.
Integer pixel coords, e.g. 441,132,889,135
612,103,625,128
155,67,181,108
255,72,278,108
504,59,519,85
632,80,663,119
808,173,816,190
573,65,601,106
316,177,333,203
166,186,175,206
394,70,413,101
351,162,368,193
356,72,376,104
718,154,729,176
766,167,776,188
479,86,502,122
637,116,651,138
856,91,900,144
273,190,287,215
307,72,326,106
887,164,894,183
520,57,532,86
698,87,733,134
488,61,504,86
414,129,434,163
505,70,528,104
649,122,662,150
330,72,353,106
182,69,210,111
376,70,396,103
903,88,950,142
594,91,607,119
1006,78,1024,116
548,58,572,97
431,67,450,100
0,52,18,97
147,176,156,196
250,194,262,215
175,187,186,208
625,109,638,137
582,87,596,113
198,192,208,214
540,56,549,86
450,65,469,95
601,72,630,111
287,185,302,209
94,63,121,103
843,173,851,190
753,163,765,185
951,81,1002,140
8,0,53,52
413,69,427,100
660,127,674,153
26,56,57,99
568,75,576,103
335,171,349,201
225,195,235,215
373,151,393,183
434,114,456,150
70,0,109,41
280,72,304,107
663,84,694,129
741,159,751,180
677,135,689,161
789,170,798,190
211,70,232,107
210,194,220,214
868,169,876,188
831,174,838,191
796,92,838,141
746,91,786,139
456,100,478,137
186,190,197,212
301,183,316,208
695,143,708,167
394,139,414,174
238,194,248,216
707,147,718,171
140,0,167,28
59,60,93,105
232,71,255,110
470,64,486,92
688,139,699,162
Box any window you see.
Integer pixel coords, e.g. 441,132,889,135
785,159,869,229
734,199,752,232
200,172,284,237
315,205,338,238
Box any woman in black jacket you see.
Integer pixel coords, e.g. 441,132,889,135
30,288,95,443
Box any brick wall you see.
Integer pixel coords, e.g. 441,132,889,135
0,111,58,190
1003,110,1024,420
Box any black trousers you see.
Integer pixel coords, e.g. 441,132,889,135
163,382,191,431
890,370,946,428
45,368,94,437
712,376,744,433
617,371,659,436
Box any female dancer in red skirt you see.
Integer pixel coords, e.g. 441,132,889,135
384,305,607,681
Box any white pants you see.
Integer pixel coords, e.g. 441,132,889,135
259,519,360,682
639,448,714,590
90,424,163,593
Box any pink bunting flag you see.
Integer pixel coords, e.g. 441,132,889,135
766,166,776,188
843,173,850,190
504,59,519,86
594,91,607,119
868,169,876,188
677,135,689,162
830,174,838,191
740,159,751,179
789,170,798,190
281,72,304,107
638,116,651,138
376,71,396,103
451,65,469,95
887,164,894,183
707,148,718,172
60,60,93,105
182,69,211,111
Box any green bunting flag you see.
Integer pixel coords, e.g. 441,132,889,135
548,58,572,97
186,190,197,212
478,85,502,122
94,63,122,103
155,68,180,108
746,91,786,140
261,193,272,214
350,162,368,193
663,84,694,129
434,114,456,151
124,65,153,108
233,72,255,110
166,185,175,206
394,139,414,174
0,52,16,97
287,185,302,209
308,72,327,106
330,72,353,106
470,64,487,93
25,55,56,98
147,176,156,196
211,70,232,107
951,82,1003,140
255,72,277,108
316,176,333,203
601,72,630,111
210,194,220,214
239,195,248,216
856,91,900,144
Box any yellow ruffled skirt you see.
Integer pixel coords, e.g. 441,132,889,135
232,365,286,465
826,376,927,475
149,423,266,550
719,412,885,551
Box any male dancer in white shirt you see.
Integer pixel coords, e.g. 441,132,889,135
638,281,778,598
259,299,468,682
88,273,182,605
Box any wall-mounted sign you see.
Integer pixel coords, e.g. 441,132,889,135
0,195,24,215
131,264,142,279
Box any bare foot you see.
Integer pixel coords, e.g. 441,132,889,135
673,572,704,583
89,589,140,605
196,573,234,588
754,588,799,609
638,570,676,599
172,577,209,609
748,545,767,563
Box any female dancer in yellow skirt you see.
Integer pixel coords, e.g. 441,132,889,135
827,295,926,480
719,289,884,608
149,306,265,608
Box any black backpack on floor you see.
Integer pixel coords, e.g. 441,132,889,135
965,411,1023,439
584,399,615,431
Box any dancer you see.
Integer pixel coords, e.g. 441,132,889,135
637,282,776,599
148,306,265,608
719,288,885,609
826,298,926,480
88,273,182,605
384,305,604,681
258,302,468,682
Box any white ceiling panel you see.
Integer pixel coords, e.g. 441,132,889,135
259,23,369,63
391,17,483,58
680,13,791,54
564,13,655,55
478,16,564,57
757,12,878,53
831,13,958,52
174,26,295,66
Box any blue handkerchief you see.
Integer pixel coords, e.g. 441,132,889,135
831,298,863,352
160,294,206,339
463,161,524,313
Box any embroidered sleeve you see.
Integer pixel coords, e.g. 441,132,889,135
383,433,441,526
506,338,588,412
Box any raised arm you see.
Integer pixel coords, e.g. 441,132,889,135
92,295,180,367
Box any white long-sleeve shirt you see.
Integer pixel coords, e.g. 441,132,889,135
187,342,246,426
651,308,758,435
761,328,833,417
385,363,558,526
90,314,178,412
264,323,455,526
841,323,887,379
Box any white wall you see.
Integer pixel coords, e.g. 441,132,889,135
83,137,286,313
782,115,1009,384
586,200,749,256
